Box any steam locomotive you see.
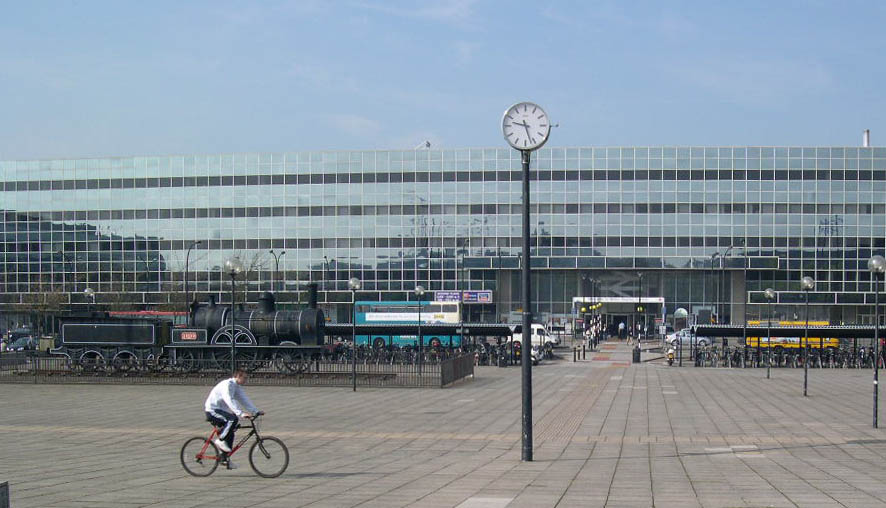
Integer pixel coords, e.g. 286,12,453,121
50,287,326,373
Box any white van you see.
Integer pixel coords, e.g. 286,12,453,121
512,323,551,348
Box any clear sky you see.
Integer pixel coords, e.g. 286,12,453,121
2,0,886,160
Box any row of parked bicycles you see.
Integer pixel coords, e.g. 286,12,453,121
690,345,886,369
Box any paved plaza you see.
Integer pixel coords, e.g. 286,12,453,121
4,342,886,507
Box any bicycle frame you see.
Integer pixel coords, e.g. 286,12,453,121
197,417,262,461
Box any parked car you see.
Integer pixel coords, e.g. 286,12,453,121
665,328,711,347
6,336,37,352
546,325,566,345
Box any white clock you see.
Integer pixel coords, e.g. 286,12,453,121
501,102,551,151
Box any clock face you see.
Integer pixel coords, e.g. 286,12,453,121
502,102,550,150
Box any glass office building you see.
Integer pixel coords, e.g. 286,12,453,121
1,146,885,328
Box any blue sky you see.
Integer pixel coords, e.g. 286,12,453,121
2,0,886,159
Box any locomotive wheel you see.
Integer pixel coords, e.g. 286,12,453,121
211,348,260,372
79,351,106,373
112,352,139,373
176,350,199,373
274,350,309,373
145,353,170,373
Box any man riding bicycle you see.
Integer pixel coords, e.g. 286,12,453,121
204,368,260,469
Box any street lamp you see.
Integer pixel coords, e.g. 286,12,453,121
225,257,245,375
269,250,285,293
83,287,95,313
323,256,330,291
764,288,776,379
416,285,425,376
185,240,202,319
710,252,719,324
56,251,72,293
636,273,644,343
868,255,885,428
674,308,688,367
801,276,815,397
348,277,361,392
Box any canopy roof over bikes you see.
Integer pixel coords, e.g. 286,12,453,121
325,323,516,338
694,324,886,339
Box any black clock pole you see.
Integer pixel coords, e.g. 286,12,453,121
521,148,533,462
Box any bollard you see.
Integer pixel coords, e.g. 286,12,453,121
573,347,577,362
632,345,641,363
582,344,586,360
0,481,8,508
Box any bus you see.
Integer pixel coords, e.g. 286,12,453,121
354,301,461,348
746,320,839,349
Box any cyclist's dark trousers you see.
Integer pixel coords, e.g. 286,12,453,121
206,409,238,450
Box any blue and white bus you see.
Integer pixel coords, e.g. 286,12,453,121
354,300,461,348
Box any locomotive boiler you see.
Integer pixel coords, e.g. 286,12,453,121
190,291,325,347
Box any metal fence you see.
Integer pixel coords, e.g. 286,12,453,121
0,353,473,388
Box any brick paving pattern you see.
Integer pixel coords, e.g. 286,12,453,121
3,341,886,507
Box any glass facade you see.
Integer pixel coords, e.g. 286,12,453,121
1,146,885,325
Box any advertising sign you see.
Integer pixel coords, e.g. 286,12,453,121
434,291,461,302
462,290,493,303
434,291,494,303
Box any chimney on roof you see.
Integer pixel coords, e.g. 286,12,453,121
863,129,871,147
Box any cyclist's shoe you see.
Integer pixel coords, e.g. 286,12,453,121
226,460,239,470
213,438,232,453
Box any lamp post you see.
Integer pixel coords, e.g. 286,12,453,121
710,252,719,324
674,308,688,367
56,251,72,294
225,257,244,375
636,273,643,343
801,276,815,396
323,256,329,291
868,255,885,428
764,288,776,379
739,239,748,366
83,287,95,313
349,277,361,392
416,285,425,376
185,240,202,320
269,250,285,293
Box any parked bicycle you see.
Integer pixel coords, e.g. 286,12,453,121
180,411,289,478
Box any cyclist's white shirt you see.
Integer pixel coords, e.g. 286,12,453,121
204,378,258,417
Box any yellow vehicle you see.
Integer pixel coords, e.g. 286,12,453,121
746,320,839,349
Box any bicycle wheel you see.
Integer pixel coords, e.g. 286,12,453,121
180,437,220,477
249,436,289,478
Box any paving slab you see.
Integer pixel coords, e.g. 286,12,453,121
4,342,886,506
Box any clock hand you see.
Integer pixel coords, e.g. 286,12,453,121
522,122,532,140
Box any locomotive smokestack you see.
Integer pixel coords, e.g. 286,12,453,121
258,292,276,313
307,283,318,309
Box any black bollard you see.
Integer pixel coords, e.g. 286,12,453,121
573,347,577,362
582,344,586,360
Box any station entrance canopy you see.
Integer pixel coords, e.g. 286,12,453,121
572,297,666,306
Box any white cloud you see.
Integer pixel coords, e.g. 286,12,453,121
353,0,479,27
672,56,833,103
453,40,479,65
387,130,445,150
326,114,382,137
